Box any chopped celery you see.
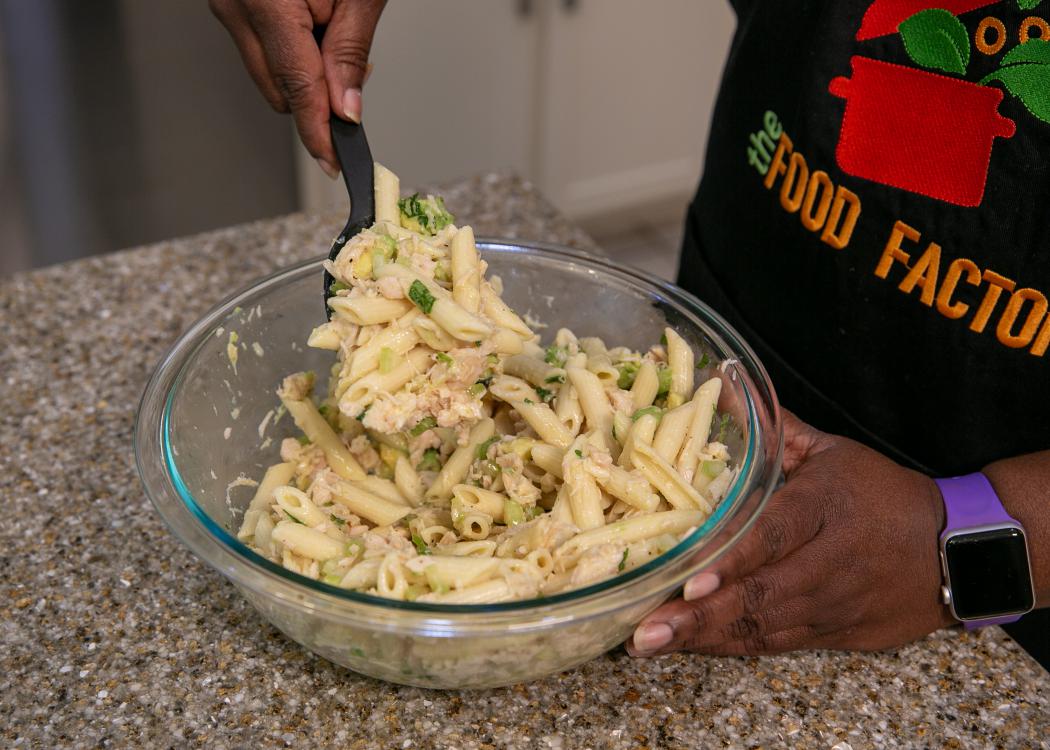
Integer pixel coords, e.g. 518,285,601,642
410,416,437,436
404,584,427,602
701,459,727,479
504,499,525,527
468,383,487,399
328,281,348,295
322,573,343,586
417,448,441,472
379,346,396,374
435,352,454,365
574,449,583,458
656,365,672,396
616,361,639,390
411,533,431,556
476,436,499,460
631,406,664,422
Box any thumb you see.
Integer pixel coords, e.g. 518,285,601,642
322,0,387,123
780,408,831,475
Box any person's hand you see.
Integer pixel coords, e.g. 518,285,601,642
210,0,387,178
628,410,955,657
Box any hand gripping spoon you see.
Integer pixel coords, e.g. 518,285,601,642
322,117,375,317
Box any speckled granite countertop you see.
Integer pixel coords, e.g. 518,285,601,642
1,173,1046,749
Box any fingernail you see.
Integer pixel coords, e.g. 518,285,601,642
632,622,673,653
342,88,362,123
363,63,374,85
684,572,720,602
316,158,339,180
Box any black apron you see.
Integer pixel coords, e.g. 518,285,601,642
679,0,1048,662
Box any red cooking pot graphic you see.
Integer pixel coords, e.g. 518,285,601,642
829,56,1016,207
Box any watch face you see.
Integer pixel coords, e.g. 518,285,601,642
945,527,1034,619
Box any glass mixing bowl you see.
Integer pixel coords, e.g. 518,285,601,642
135,240,782,689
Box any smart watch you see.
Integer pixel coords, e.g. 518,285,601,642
936,473,1035,629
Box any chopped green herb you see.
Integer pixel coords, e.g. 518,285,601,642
618,548,630,572
329,514,346,526
475,371,494,387
328,281,348,295
411,533,431,556
544,345,568,367
545,373,566,384
379,346,396,374
467,383,487,399
660,332,668,346
296,435,311,445
435,352,454,365
631,406,665,422
356,404,371,422
350,647,365,658
410,416,437,436
408,280,436,314
476,436,500,460
398,193,454,235
696,352,711,370
417,448,441,472
535,387,554,403
656,365,673,397
616,361,640,390
284,510,305,525
524,504,544,521
574,449,583,458
524,398,535,405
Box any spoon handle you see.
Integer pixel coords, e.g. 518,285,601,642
331,118,376,230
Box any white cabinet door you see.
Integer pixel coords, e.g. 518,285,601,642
535,0,735,219
298,0,540,214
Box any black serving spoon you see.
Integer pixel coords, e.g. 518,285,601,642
321,116,375,318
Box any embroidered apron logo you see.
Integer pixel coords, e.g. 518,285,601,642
829,0,1049,207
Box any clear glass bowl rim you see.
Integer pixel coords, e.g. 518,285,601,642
136,239,782,632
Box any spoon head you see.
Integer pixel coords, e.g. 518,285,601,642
323,118,376,318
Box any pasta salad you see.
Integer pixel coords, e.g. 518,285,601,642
238,164,736,604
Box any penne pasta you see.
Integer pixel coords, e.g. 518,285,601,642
450,226,481,313
241,162,736,603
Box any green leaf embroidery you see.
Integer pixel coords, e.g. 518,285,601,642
1017,0,1043,9
899,9,971,76
982,40,1050,125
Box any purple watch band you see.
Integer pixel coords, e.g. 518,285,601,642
935,473,1024,629
936,473,1015,536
